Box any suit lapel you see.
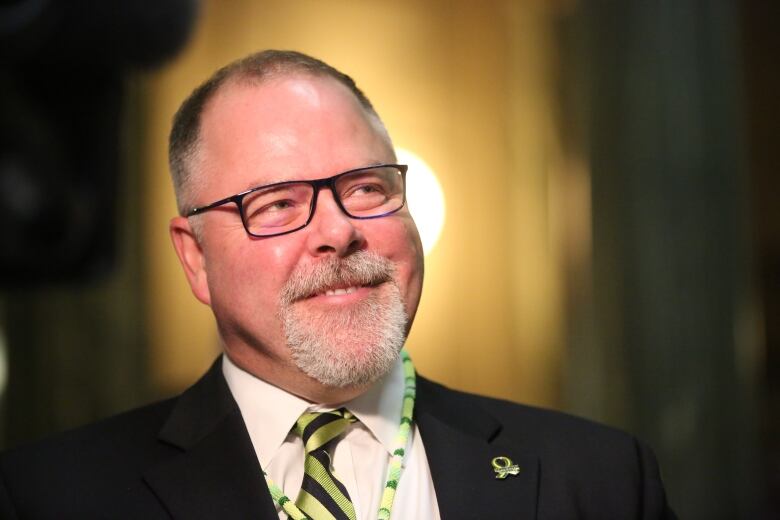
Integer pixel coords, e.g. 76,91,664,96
415,377,539,520
139,361,539,519
143,358,278,519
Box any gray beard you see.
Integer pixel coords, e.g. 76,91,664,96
278,251,408,388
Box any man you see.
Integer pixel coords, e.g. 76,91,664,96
0,50,675,519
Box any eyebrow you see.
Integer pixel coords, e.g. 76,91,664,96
239,178,276,193
237,161,390,193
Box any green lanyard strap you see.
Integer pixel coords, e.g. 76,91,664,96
263,349,416,520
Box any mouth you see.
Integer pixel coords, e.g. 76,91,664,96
307,280,385,300
321,285,359,297
280,251,397,306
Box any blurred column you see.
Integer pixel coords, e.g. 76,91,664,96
0,1,199,446
0,81,149,445
742,3,780,515
561,2,765,518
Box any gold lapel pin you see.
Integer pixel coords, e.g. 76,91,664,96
491,456,521,479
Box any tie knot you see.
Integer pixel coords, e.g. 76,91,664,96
294,407,356,454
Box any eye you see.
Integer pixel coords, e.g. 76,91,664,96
247,197,301,219
265,199,296,211
347,183,386,197
242,183,312,230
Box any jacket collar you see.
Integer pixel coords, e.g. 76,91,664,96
143,358,278,519
415,376,539,520
141,360,539,519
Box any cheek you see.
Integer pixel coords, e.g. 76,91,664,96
365,217,424,296
207,236,304,311
388,217,423,268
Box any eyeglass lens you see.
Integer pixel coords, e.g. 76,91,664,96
242,165,404,236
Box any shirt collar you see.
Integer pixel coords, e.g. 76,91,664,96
344,356,404,456
222,353,404,465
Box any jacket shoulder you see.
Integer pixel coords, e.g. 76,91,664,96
0,398,179,519
2,397,177,462
417,376,675,518
418,375,633,447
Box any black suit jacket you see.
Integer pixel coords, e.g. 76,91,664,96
0,358,675,519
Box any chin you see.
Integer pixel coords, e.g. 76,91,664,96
282,288,408,388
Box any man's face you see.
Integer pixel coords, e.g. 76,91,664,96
173,74,424,395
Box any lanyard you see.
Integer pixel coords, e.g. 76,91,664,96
263,349,416,520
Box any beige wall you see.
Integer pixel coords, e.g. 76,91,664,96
143,0,582,408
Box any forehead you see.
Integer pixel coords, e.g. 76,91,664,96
195,74,392,192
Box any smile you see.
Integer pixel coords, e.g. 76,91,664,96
301,281,386,303
322,286,360,297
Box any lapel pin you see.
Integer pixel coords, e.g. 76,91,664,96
491,456,521,479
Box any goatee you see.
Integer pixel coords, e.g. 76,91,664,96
278,251,408,388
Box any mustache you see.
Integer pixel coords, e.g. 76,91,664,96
279,251,396,304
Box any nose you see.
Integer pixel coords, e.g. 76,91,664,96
304,188,364,257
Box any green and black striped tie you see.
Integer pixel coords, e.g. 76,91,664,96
294,408,357,520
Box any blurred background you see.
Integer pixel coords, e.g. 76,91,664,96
0,1,776,518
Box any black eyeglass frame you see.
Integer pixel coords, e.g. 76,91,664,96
185,163,409,238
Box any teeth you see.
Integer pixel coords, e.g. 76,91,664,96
323,286,359,296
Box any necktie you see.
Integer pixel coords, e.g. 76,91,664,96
293,408,357,520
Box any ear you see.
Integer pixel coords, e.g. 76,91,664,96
170,216,211,306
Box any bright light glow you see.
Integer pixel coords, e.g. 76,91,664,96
397,148,446,255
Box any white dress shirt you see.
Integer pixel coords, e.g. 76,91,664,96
222,354,441,520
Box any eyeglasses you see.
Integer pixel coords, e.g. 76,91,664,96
185,164,408,238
